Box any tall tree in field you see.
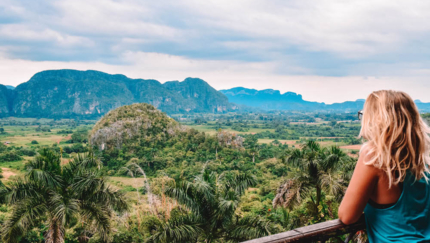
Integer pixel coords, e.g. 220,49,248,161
1,149,128,243
273,140,351,222
147,169,281,243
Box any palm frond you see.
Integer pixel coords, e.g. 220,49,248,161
49,191,80,226
68,150,102,171
80,202,112,242
27,169,63,188
272,178,310,209
6,178,47,204
145,214,202,243
219,172,257,196
0,180,9,204
227,214,282,242
319,172,346,202
72,170,105,196
164,181,201,215
85,184,129,213
216,190,239,222
1,198,48,243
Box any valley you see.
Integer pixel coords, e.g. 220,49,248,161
3,69,430,122
0,105,368,242
1,77,428,242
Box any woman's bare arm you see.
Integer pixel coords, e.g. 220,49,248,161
338,150,379,225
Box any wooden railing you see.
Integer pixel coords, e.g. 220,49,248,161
242,215,366,243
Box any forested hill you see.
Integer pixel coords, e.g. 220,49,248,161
0,69,234,118
0,84,14,117
221,87,430,112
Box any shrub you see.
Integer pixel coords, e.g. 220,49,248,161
0,151,22,162
122,185,137,192
139,186,147,195
31,140,39,144
19,148,36,156
0,205,7,213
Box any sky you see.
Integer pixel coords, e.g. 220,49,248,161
1,0,430,103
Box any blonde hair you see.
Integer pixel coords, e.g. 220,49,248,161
359,90,430,187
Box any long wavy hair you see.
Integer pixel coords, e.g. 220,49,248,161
359,90,430,187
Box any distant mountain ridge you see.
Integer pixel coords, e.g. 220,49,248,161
0,69,234,118
220,87,325,111
220,87,430,112
3,71,430,119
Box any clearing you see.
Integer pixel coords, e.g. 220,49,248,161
340,144,362,150
1,167,17,180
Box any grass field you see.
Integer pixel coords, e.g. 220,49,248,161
109,176,148,188
340,144,362,150
0,117,77,124
188,124,275,135
0,124,92,147
0,161,24,182
257,139,298,145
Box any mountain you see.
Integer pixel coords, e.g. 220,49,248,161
0,84,14,117
221,87,430,112
164,78,231,112
90,103,180,151
220,87,326,111
5,69,234,118
4,70,430,118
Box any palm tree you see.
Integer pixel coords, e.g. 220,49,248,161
272,141,350,222
1,149,128,243
146,169,281,243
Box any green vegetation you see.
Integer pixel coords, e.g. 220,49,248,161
147,170,280,242
3,70,233,119
182,112,362,147
273,141,353,224
3,106,427,242
0,150,128,243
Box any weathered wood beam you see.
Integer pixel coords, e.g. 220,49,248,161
241,215,366,243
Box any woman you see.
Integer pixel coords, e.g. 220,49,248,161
338,90,430,242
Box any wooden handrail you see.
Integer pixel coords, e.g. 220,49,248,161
242,215,366,243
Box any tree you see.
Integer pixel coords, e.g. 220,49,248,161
1,149,129,243
71,129,88,143
329,120,337,127
273,141,351,222
147,169,281,242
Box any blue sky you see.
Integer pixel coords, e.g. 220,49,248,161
1,0,430,103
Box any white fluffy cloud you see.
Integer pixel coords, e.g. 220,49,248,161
1,0,430,103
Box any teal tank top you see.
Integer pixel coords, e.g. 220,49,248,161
364,171,430,242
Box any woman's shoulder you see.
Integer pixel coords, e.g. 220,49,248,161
358,145,382,178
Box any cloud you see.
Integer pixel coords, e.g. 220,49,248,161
1,0,430,101
0,24,94,47
2,0,430,62
1,51,430,104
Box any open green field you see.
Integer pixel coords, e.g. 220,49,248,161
188,124,275,135
0,124,93,147
0,160,25,183
1,131,69,147
257,138,348,148
257,139,298,145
